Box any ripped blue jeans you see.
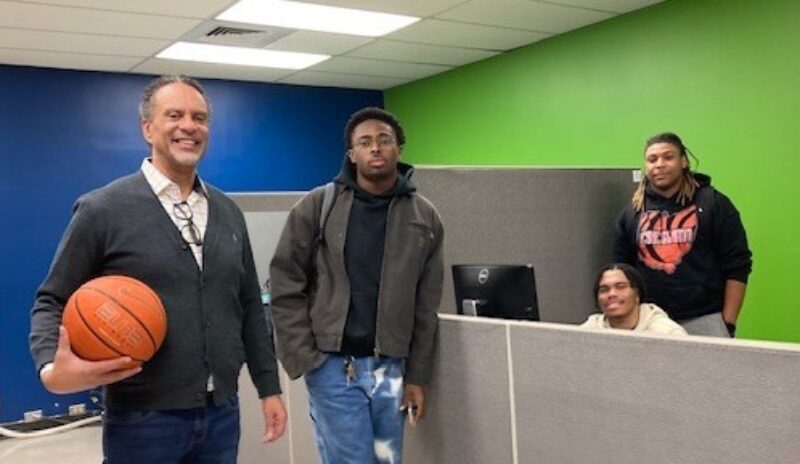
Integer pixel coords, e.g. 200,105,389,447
305,354,405,464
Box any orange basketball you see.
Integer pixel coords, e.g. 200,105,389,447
63,275,167,366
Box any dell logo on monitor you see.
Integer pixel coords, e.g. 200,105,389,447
478,268,490,285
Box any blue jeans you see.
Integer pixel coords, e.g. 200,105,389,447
305,354,405,464
102,395,240,464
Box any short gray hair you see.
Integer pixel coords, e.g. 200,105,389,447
138,75,211,122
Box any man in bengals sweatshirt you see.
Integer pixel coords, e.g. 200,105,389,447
613,132,752,337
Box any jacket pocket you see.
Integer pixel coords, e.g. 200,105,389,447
408,222,434,272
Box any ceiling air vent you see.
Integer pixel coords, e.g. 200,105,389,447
182,21,294,48
205,26,262,37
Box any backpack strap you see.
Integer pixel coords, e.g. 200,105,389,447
315,182,338,245
693,185,717,233
694,185,716,211
307,182,338,283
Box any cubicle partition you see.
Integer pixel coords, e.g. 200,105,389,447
232,193,309,464
236,313,800,464
411,167,633,323
405,315,800,464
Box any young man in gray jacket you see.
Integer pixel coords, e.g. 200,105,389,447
270,107,444,464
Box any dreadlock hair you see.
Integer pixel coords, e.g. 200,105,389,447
631,132,700,212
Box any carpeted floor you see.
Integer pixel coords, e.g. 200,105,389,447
0,424,101,463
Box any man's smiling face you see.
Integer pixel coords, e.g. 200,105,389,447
142,82,210,177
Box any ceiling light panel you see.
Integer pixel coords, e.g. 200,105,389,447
157,41,329,69
217,0,420,37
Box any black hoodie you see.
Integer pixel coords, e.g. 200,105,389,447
333,158,417,356
613,173,752,320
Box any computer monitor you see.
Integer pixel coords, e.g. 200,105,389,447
452,264,539,321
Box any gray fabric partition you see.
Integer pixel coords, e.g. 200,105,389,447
407,315,800,464
412,167,634,323
233,194,315,464
233,167,636,325
404,321,514,464
509,324,800,464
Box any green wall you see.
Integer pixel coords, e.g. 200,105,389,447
386,0,800,343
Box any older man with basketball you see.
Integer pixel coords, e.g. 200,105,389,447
29,75,286,463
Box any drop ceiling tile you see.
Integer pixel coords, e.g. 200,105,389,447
131,58,296,83
296,0,471,17
279,70,409,90
17,0,234,18
0,47,143,72
385,19,550,50
265,31,373,56
437,0,613,34
347,40,497,66
544,0,664,14
0,29,169,57
0,0,667,90
0,2,201,39
310,56,451,79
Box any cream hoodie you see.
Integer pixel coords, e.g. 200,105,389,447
581,303,688,336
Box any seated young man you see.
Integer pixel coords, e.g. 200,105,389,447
582,263,687,336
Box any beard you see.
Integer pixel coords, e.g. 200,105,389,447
356,158,397,182
360,167,395,182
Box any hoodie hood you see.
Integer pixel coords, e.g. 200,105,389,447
633,303,688,336
582,303,688,336
333,156,417,198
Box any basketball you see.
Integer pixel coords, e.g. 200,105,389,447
63,275,167,366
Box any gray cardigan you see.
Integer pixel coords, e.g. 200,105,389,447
30,172,280,410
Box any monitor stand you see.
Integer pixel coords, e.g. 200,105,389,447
461,299,484,316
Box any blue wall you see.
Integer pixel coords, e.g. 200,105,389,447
0,65,381,422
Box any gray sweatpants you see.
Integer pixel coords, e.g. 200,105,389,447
679,312,731,338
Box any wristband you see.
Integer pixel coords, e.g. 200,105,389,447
724,322,736,338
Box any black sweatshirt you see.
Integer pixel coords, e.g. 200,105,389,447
334,160,416,356
613,173,752,321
